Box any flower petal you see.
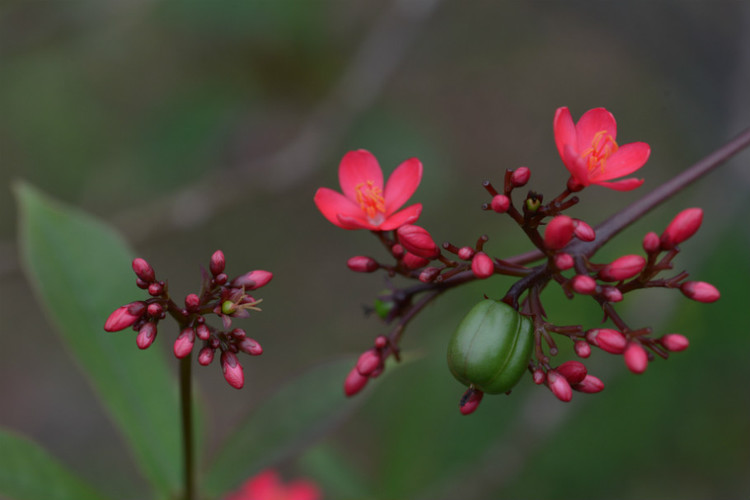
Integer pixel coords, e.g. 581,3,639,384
384,157,423,215
338,150,383,201
336,213,377,230
576,108,617,151
563,145,591,186
553,107,577,159
590,142,650,182
595,177,644,191
379,203,422,231
313,187,365,228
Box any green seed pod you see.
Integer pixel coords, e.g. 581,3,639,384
447,299,534,394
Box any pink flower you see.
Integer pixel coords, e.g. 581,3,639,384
225,469,321,500
314,150,423,230
554,107,650,191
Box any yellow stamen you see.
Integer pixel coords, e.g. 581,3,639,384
580,130,618,172
355,181,386,220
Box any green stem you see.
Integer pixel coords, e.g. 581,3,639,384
180,354,195,500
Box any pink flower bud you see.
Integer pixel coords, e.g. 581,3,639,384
590,328,627,354
660,333,689,352
104,303,144,332
419,267,440,283
546,370,572,402
147,303,163,317
230,328,246,339
459,387,484,415
571,274,596,294
681,281,720,303
457,246,475,260
344,367,369,396
490,194,511,213
471,252,494,279
148,282,164,297
510,166,531,187
374,335,388,349
660,208,703,249
574,340,591,358
132,258,155,283
135,278,150,290
347,256,379,273
198,347,215,366
184,294,200,312
173,328,195,359
356,349,381,376
401,252,429,270
643,231,660,253
598,255,646,281
214,273,228,285
397,225,439,259
554,253,574,270
624,342,648,374
544,215,575,250
391,244,405,258
196,323,211,341
210,250,225,276
136,322,157,349
556,360,587,385
602,286,623,303
533,369,546,385
231,270,273,290
238,338,263,356
573,220,596,242
573,374,605,393
221,351,244,389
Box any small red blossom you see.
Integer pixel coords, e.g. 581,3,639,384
225,469,321,500
314,149,423,230
554,107,650,191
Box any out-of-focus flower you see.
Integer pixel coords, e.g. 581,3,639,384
554,107,650,191
314,149,423,230
225,469,321,500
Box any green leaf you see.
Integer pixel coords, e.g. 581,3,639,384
203,357,363,497
14,182,181,498
0,428,110,500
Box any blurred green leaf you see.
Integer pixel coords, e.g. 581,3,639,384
0,428,110,500
299,444,374,500
14,182,181,499
203,357,363,497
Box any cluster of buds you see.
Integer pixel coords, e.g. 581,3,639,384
314,107,720,415
104,251,272,389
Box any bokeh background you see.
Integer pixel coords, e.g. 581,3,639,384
1,1,749,499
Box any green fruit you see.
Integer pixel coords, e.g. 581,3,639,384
447,299,534,394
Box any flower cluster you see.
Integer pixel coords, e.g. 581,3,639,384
314,107,719,415
104,251,272,389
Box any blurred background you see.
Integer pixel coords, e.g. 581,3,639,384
1,1,749,499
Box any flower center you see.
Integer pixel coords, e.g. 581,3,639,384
355,180,386,224
580,130,618,172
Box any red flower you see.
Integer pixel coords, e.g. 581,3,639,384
554,107,650,191
314,150,423,230
225,470,321,500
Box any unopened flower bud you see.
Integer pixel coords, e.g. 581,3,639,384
136,278,150,290
532,369,546,385
397,225,439,259
624,342,648,374
660,208,703,249
573,220,596,242
173,328,195,359
556,360,587,385
344,367,369,396
356,349,381,376
221,351,244,389
510,166,530,187
214,273,228,285
681,281,720,303
136,322,157,349
574,340,591,358
546,370,572,402
419,267,441,283
659,333,689,352
471,252,494,279
230,328,246,339
198,347,215,366
554,253,574,270
347,256,379,273
210,250,225,276
401,252,429,270
598,255,646,281
231,270,273,290
459,387,484,415
643,231,660,253
184,294,200,312
238,337,263,356
589,328,627,354
544,215,575,250
147,303,163,317
490,194,511,213
132,258,155,283
571,275,597,295
457,246,475,260
374,335,388,349
148,282,164,297
196,323,211,341
104,302,145,332
602,286,623,303
391,244,405,258
573,374,605,393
